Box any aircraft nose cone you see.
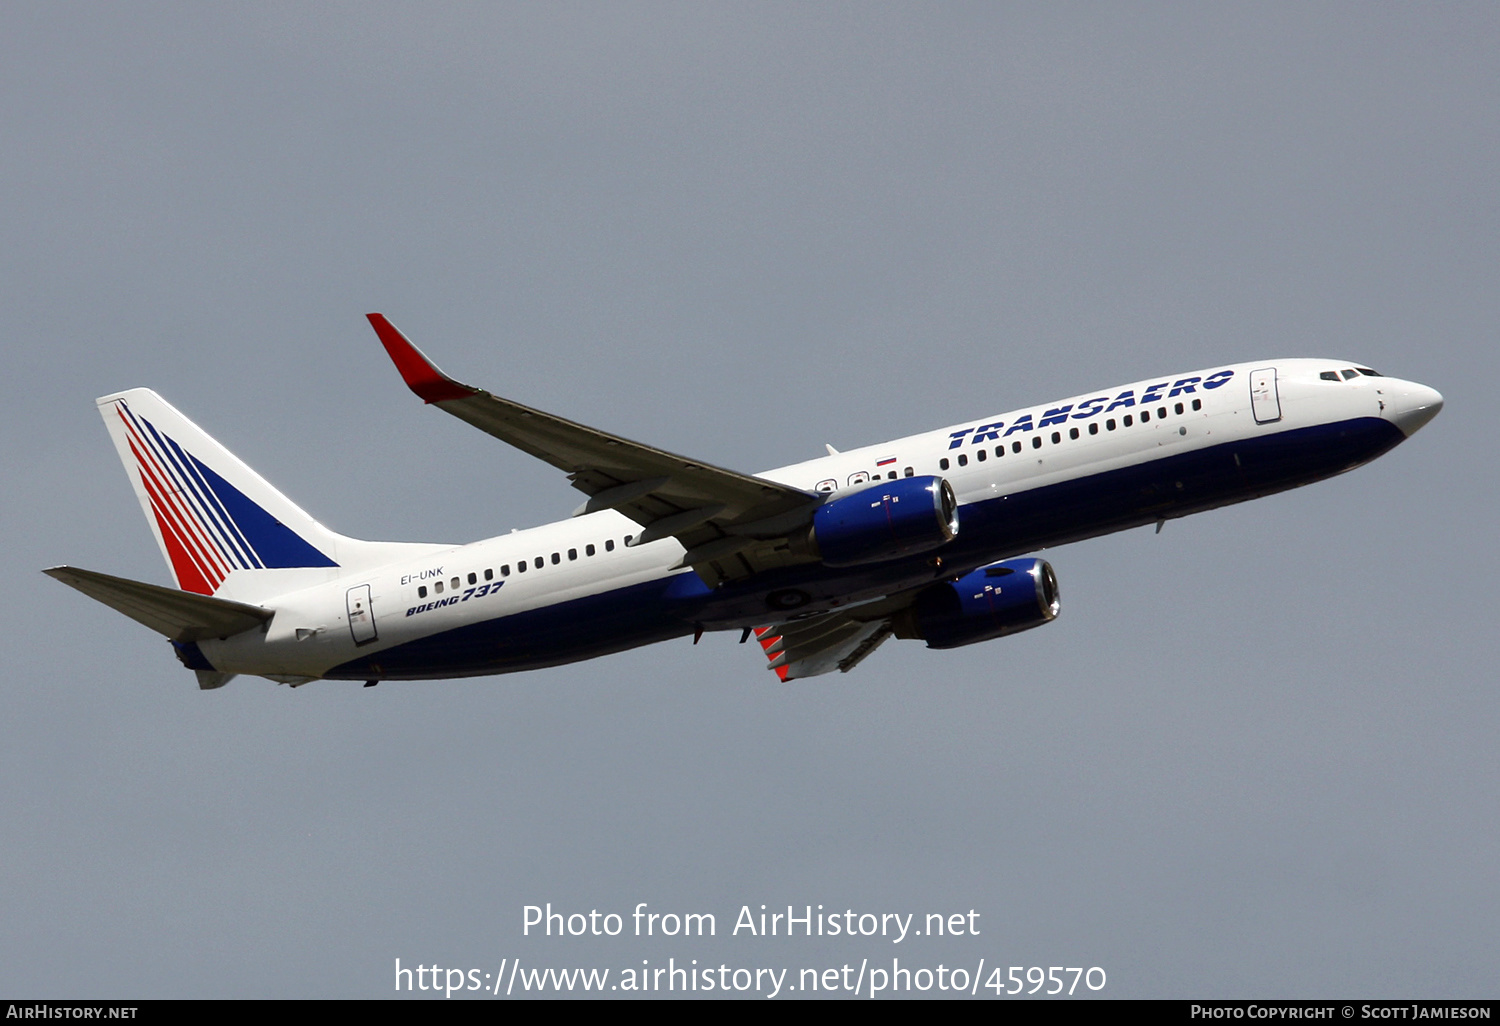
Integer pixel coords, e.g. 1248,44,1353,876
1391,382,1444,436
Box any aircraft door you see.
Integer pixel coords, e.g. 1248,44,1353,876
346,584,378,646
1250,367,1282,424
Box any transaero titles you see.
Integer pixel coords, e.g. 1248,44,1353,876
945,369,1235,449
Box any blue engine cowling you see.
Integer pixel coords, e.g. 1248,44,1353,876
894,558,1060,649
811,475,959,568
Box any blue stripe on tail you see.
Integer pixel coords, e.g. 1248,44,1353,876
188,456,338,569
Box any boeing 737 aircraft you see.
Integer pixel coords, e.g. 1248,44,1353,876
47,315,1442,688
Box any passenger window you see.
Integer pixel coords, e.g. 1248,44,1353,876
976,449,987,462
887,471,897,480
534,557,544,569
418,585,428,598
1012,441,1021,454
1158,407,1167,419
606,539,615,552
1192,399,1202,411
624,535,633,545
434,581,444,594
586,544,595,556
517,562,526,573
484,568,493,581
467,572,477,585
1124,415,1133,427
551,553,560,565
1051,431,1060,444
957,454,968,466
995,446,1004,458
1141,410,1150,422
1032,436,1042,449
939,458,950,470
568,548,577,561
1174,402,1184,415
1069,427,1079,439
451,577,460,590
1088,422,1099,435
502,565,511,576
1107,419,1116,431
904,467,913,477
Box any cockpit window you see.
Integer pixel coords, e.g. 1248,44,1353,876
1341,369,1358,380
1320,371,1340,382
1356,367,1382,377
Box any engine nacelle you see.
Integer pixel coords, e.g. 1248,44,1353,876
811,475,958,568
893,558,1060,649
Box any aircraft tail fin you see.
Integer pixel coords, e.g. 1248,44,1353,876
95,388,349,596
93,388,442,601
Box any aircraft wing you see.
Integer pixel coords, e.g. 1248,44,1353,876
751,610,896,681
368,314,823,585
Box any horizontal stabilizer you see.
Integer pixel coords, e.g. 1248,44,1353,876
43,566,272,643
195,669,236,690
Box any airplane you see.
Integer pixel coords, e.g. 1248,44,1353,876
45,315,1443,689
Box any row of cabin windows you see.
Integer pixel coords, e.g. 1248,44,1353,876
415,535,636,598
413,392,1221,590
938,398,1203,470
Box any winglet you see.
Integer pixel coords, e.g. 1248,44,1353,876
366,314,479,404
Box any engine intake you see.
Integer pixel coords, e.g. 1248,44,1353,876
894,558,1060,649
811,476,958,568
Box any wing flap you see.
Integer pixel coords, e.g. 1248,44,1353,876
44,566,273,643
753,612,895,681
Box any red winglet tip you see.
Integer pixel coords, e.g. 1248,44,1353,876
366,313,477,404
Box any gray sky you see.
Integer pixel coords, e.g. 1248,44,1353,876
2,2,1495,999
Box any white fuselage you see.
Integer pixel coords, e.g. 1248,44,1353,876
195,358,1440,682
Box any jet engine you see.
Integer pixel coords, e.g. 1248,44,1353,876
810,476,958,568
893,557,1059,649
